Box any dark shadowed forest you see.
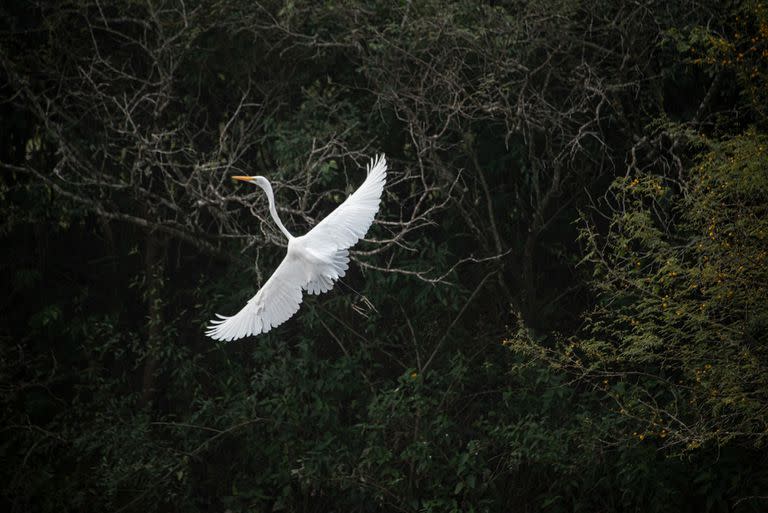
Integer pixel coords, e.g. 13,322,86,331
1,0,767,511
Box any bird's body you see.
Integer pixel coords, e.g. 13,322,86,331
206,154,386,341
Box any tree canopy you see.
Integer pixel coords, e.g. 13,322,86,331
1,1,767,512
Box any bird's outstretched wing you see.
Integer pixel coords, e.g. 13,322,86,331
206,253,305,341
302,154,387,252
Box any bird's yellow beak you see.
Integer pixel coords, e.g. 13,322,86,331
232,176,253,183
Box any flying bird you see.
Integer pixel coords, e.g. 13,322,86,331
206,154,387,341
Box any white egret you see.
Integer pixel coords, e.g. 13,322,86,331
206,154,387,341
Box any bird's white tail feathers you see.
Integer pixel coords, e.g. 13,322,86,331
305,248,349,295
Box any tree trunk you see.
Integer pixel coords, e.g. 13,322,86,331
140,232,165,408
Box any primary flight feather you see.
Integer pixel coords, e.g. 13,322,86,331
206,154,387,341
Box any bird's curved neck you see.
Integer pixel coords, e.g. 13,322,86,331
260,180,293,240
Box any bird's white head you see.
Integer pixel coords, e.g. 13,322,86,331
232,175,269,189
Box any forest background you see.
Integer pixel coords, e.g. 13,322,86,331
1,0,767,511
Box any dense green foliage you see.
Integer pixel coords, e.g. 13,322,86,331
1,1,767,512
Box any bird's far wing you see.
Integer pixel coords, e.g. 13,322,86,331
206,253,306,341
303,154,387,252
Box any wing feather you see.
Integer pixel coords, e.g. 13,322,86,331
303,154,387,252
206,253,305,341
